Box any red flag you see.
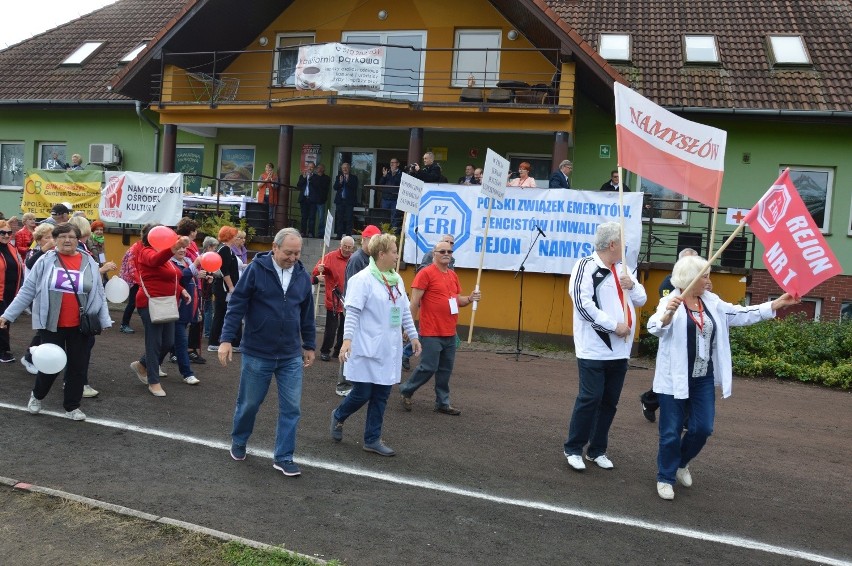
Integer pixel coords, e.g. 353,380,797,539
743,169,842,298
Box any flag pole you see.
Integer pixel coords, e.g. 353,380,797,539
616,165,630,341
707,207,720,259
396,212,407,272
314,242,327,320
467,199,493,344
683,221,746,296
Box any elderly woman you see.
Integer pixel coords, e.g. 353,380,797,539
129,224,191,397
15,213,37,256
207,226,241,352
200,236,219,339
647,256,798,501
509,161,537,188
0,223,111,420
332,233,422,456
0,220,25,363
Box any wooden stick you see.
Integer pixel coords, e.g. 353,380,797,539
396,212,407,272
467,198,494,344
617,165,629,341
707,207,719,259
313,241,327,320
682,221,747,296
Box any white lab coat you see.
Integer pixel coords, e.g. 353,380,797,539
342,269,418,385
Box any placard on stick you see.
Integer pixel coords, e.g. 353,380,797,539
480,148,510,200
323,210,334,248
396,173,424,214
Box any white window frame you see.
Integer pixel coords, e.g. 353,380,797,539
599,33,631,62
273,33,316,87
341,30,427,101
61,41,104,66
770,295,822,321
781,165,833,233
684,35,719,64
452,29,501,87
38,142,67,170
0,141,25,189
768,34,811,65
638,176,688,225
120,43,147,64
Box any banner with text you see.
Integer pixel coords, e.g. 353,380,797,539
402,186,644,274
295,43,385,92
743,169,841,297
21,169,102,219
100,172,184,225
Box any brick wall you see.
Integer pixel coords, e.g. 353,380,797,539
748,269,852,320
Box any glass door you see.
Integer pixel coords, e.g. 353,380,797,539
333,149,377,233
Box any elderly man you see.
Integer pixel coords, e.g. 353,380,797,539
219,228,316,477
333,162,359,239
379,158,403,231
549,160,572,189
44,203,71,226
312,236,354,362
563,221,646,471
296,162,318,237
400,238,481,415
473,168,483,185
458,164,475,184
413,151,443,183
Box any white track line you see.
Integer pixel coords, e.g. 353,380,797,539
2,402,849,566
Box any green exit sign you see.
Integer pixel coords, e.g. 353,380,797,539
600,145,611,159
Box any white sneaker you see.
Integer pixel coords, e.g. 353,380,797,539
657,481,675,500
65,408,86,421
585,454,614,470
83,385,99,398
207,345,219,352
183,375,200,385
158,366,167,377
676,466,693,488
564,453,586,471
21,357,37,375
27,392,41,414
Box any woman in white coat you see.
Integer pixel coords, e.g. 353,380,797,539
647,255,798,500
332,233,422,456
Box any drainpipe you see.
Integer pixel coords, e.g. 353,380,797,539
135,100,160,171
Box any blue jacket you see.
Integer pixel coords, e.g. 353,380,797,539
172,257,199,325
333,173,359,205
221,251,316,360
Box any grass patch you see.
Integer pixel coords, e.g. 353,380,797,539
221,542,339,566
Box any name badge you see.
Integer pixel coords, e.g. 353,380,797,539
448,297,459,315
98,252,106,264
390,306,401,327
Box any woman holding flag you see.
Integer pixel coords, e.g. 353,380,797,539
647,255,798,501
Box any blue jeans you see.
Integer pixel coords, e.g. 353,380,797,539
138,307,175,385
333,382,392,444
399,335,456,408
563,358,628,458
231,353,303,464
656,367,716,485
402,341,413,360
174,322,192,378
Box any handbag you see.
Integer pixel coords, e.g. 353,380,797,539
56,254,102,336
139,265,180,324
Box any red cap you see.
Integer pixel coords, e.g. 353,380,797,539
361,225,381,239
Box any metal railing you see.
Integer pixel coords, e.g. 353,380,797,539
154,44,564,107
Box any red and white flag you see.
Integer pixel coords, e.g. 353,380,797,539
743,169,841,298
615,83,727,208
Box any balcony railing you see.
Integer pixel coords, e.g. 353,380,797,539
154,45,566,108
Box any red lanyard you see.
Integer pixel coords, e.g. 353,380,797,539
610,264,632,327
381,274,398,304
685,299,704,332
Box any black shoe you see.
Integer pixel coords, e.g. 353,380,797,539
188,351,207,364
435,405,461,416
320,353,331,362
641,401,656,423
169,354,177,364
0,352,14,363
402,357,410,370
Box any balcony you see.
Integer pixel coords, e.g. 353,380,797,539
154,44,569,112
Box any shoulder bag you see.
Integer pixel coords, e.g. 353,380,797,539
139,262,180,324
56,254,102,336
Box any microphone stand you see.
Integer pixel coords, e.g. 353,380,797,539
497,228,543,361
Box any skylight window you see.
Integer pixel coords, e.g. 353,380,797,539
599,34,631,61
768,35,811,65
120,43,147,64
684,35,719,63
61,42,104,65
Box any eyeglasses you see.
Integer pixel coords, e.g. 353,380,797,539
435,249,453,255
0,230,12,236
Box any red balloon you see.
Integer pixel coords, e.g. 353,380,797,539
148,225,179,251
200,251,223,272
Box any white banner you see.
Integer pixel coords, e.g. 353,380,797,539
396,172,424,214
480,148,510,201
100,172,184,225
295,43,385,91
402,185,645,274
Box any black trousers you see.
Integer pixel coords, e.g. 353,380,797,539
320,311,345,356
121,284,139,326
209,290,240,347
33,327,90,411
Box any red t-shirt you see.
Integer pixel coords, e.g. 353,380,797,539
412,264,461,337
56,253,84,328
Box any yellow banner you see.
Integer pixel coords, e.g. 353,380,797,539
21,169,103,220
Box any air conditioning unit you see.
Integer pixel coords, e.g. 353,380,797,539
89,143,122,166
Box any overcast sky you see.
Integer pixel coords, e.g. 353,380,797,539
1,0,117,49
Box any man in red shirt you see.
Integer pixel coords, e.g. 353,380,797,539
399,239,481,415
312,236,354,361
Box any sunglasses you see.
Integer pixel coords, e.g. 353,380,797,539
0,230,12,236
435,249,453,255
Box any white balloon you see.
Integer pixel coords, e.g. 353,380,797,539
31,344,68,375
104,276,130,303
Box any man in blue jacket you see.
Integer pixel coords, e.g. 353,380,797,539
218,227,316,477
333,162,359,239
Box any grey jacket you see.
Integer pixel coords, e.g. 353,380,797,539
2,250,112,332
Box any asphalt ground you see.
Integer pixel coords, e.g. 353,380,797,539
1,315,850,565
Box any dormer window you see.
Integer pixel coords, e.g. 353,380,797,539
768,35,811,65
684,35,719,63
120,43,147,64
61,41,104,66
599,33,631,61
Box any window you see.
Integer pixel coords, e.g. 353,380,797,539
841,301,852,322
639,177,687,224
771,295,821,321
120,43,147,64
273,33,315,86
782,166,833,233
39,143,67,170
506,154,551,188
684,35,719,63
599,34,631,61
453,30,501,87
768,35,810,65
61,41,104,65
0,142,24,187
342,31,427,101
